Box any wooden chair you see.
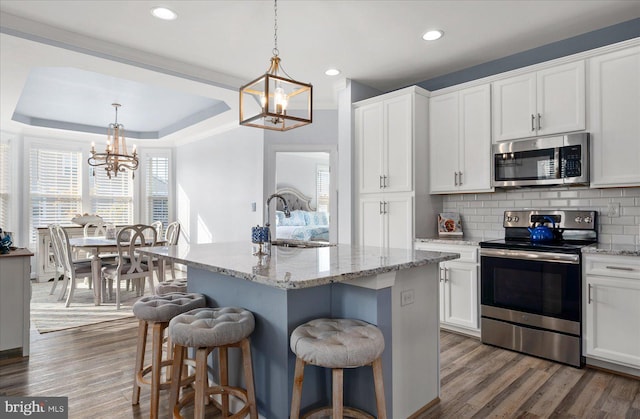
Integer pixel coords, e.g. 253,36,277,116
47,224,66,297
151,221,163,242
83,221,107,237
101,224,158,310
53,225,93,307
164,221,181,279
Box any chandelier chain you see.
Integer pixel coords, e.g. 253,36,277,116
273,0,279,56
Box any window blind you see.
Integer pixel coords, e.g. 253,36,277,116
90,167,133,225
0,141,10,229
145,155,169,227
29,147,83,244
316,165,330,213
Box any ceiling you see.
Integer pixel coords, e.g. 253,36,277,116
1,0,639,144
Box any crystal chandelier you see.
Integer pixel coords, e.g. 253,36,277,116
239,0,312,131
88,103,139,179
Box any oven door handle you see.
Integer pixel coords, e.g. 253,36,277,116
480,248,580,264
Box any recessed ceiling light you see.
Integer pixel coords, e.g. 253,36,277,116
422,30,444,41
325,68,341,76
151,7,177,21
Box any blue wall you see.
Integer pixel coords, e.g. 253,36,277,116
417,18,640,92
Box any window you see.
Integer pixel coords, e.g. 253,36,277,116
0,139,10,229
316,164,330,213
144,154,170,228
29,146,82,244
89,167,133,225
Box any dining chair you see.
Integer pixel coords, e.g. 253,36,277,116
53,225,94,307
151,221,163,242
163,221,182,279
101,224,158,310
83,221,107,237
47,224,66,297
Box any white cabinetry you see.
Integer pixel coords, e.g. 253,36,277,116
0,249,33,358
584,254,640,371
356,93,413,194
588,46,640,188
414,242,480,336
355,87,436,249
430,84,492,193
492,61,585,142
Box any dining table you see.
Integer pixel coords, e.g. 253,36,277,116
68,236,166,305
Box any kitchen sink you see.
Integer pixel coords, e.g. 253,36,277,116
271,239,334,248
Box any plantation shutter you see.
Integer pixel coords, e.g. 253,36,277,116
0,140,10,229
89,167,133,225
316,165,330,213
145,155,169,227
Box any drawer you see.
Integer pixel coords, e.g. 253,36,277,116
584,254,640,280
414,242,478,263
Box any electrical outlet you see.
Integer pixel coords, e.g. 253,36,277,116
607,202,620,217
400,289,415,306
251,202,257,212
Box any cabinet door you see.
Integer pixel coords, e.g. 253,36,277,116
441,261,478,330
536,61,585,136
429,92,459,193
585,275,640,367
385,194,413,250
357,102,385,194
492,73,536,141
384,94,413,193
359,195,385,247
589,46,640,187
459,84,492,192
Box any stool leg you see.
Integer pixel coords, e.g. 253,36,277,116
332,368,344,418
150,322,166,419
168,343,184,415
240,338,258,419
372,358,387,419
219,347,229,416
132,319,148,405
290,357,305,419
194,348,209,419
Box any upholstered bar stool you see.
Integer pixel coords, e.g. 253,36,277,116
155,279,188,295
132,292,206,419
290,318,387,419
168,307,258,419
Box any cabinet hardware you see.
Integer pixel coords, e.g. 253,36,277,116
454,172,459,186
383,175,388,188
537,113,542,130
531,114,535,131
384,201,388,214
443,267,449,282
439,267,445,282
588,283,592,304
379,201,384,215
379,175,383,189
458,171,463,185
605,265,634,271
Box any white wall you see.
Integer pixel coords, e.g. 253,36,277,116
276,152,329,210
175,126,263,244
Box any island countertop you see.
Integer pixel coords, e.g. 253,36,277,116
138,242,459,290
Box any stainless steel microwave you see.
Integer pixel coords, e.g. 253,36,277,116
493,133,589,188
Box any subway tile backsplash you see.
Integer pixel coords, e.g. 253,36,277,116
442,187,640,245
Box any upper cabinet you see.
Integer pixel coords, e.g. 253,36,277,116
492,61,586,142
588,46,640,188
430,84,493,194
356,94,413,194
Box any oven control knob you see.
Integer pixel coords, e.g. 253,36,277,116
574,216,583,223
584,216,592,223
506,216,512,222
513,216,519,222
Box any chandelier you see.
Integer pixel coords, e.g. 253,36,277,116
239,0,312,131
88,103,139,179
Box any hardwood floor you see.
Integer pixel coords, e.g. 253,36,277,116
1,320,638,418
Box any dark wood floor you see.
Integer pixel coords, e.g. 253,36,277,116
1,318,638,418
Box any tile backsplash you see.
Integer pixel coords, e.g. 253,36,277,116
443,186,640,245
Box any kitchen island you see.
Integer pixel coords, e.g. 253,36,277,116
138,242,459,418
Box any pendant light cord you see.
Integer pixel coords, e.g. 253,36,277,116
273,0,279,56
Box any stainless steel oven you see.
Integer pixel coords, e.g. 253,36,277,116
480,210,597,367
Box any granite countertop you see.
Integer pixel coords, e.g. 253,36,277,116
415,235,486,246
582,243,640,257
0,248,34,258
138,242,459,290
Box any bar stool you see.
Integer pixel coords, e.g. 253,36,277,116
289,318,387,419
168,307,258,419
155,278,188,295
132,292,207,419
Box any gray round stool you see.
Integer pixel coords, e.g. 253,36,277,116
289,318,387,419
168,307,258,419
155,278,188,295
131,292,206,418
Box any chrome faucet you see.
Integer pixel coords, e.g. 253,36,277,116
265,193,291,241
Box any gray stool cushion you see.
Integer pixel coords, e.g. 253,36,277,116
132,292,206,323
169,307,255,348
290,318,385,369
155,279,188,295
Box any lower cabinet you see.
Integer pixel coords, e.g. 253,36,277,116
415,242,479,336
0,249,33,358
360,194,413,250
583,254,640,371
